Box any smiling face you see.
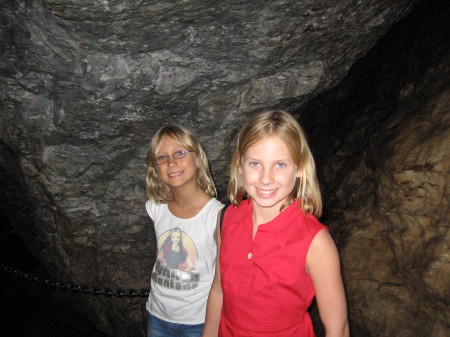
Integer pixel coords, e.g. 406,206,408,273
156,134,197,190
240,135,300,219
170,230,181,246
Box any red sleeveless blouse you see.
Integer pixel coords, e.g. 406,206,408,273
219,199,326,336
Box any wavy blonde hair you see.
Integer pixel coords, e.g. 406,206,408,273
228,110,322,217
145,125,217,203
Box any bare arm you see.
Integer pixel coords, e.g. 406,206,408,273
202,211,223,337
307,229,350,337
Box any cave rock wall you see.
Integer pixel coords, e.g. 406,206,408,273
0,0,425,336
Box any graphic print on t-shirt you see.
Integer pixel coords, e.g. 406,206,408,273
152,227,200,291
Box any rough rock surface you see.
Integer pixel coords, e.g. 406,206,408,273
299,1,449,335
2,0,445,336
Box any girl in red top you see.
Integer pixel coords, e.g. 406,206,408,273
203,110,349,337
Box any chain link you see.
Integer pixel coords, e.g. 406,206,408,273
0,263,150,298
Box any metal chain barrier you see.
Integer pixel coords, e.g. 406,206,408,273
0,263,149,298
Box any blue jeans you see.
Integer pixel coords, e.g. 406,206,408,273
147,314,204,337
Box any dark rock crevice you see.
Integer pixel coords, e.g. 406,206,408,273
297,1,449,335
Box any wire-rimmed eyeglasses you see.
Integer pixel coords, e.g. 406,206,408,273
154,150,194,165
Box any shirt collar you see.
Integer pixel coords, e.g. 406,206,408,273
248,199,303,248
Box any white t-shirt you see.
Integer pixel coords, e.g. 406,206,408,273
146,198,223,324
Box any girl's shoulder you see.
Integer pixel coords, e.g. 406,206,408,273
145,199,166,220
291,207,328,236
201,197,224,218
208,197,224,210
222,199,251,226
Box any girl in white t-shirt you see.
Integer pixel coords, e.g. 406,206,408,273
145,125,223,337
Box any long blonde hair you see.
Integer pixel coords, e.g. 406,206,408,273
145,125,217,203
228,110,322,217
